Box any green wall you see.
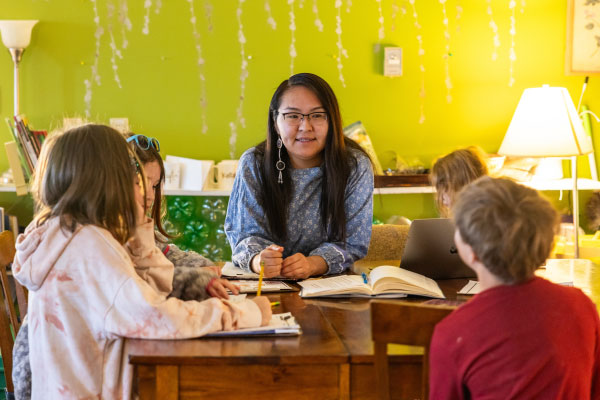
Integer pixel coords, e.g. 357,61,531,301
0,0,597,226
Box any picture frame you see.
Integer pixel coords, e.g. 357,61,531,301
566,0,600,74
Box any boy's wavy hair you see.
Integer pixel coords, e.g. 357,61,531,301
33,124,138,244
452,176,559,284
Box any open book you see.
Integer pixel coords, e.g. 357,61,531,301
204,312,301,337
299,266,445,299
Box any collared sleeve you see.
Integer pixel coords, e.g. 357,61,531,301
225,150,275,272
309,153,373,275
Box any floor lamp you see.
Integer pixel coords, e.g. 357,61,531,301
0,20,38,116
498,85,593,258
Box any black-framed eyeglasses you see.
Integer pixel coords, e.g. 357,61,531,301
127,134,161,152
278,112,328,126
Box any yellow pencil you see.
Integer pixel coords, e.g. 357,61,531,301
257,260,265,296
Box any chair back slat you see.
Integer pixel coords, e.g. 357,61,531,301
371,301,454,400
0,230,26,395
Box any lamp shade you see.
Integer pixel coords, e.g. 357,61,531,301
0,20,38,49
498,85,593,157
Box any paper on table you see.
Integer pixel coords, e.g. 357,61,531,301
228,280,294,293
458,280,481,295
204,312,301,337
221,262,298,281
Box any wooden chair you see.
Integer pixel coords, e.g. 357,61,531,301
371,301,454,400
0,230,28,397
363,224,410,261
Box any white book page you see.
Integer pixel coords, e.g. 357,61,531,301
299,275,370,296
221,262,297,281
221,262,259,279
370,266,444,298
458,280,481,295
228,280,292,293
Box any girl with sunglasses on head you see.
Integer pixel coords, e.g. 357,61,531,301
11,126,270,400
126,133,239,300
225,73,374,279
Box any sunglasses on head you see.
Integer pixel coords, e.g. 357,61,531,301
127,134,161,152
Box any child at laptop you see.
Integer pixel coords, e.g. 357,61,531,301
429,176,600,399
430,147,488,217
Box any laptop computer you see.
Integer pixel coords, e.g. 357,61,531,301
399,218,476,279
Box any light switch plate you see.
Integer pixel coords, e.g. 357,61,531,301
383,47,402,77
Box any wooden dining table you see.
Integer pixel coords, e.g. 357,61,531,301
126,269,469,400
127,259,600,399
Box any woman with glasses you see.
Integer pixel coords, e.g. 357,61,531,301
225,72,374,279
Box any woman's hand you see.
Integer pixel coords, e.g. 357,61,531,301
207,278,240,299
251,296,272,326
281,254,327,279
252,245,284,278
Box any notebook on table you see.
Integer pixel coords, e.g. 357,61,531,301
204,312,301,337
221,262,299,281
399,218,476,279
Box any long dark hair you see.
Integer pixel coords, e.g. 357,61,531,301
126,132,171,240
256,72,368,243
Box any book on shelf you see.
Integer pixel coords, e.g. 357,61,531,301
298,265,445,299
5,118,32,179
4,142,29,195
5,115,47,179
204,312,301,337
13,115,38,169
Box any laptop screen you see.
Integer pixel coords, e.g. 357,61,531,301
399,218,476,279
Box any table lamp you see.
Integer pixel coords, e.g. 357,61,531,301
498,84,593,258
0,20,38,116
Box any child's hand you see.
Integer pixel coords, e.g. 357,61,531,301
251,296,272,326
207,279,239,299
253,245,284,278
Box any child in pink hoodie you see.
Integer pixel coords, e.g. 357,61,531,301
13,124,270,399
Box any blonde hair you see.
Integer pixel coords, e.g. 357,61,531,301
430,146,489,217
452,176,559,284
32,124,138,244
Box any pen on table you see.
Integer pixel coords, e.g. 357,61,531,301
270,301,280,308
361,272,369,284
257,260,265,296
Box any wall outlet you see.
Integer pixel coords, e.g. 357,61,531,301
383,47,402,77
110,117,129,133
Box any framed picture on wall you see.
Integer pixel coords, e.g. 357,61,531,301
566,0,600,74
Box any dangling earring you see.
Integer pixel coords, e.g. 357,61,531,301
276,137,286,184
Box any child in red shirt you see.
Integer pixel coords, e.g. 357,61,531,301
430,176,600,399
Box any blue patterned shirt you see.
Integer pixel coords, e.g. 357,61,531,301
225,147,373,275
